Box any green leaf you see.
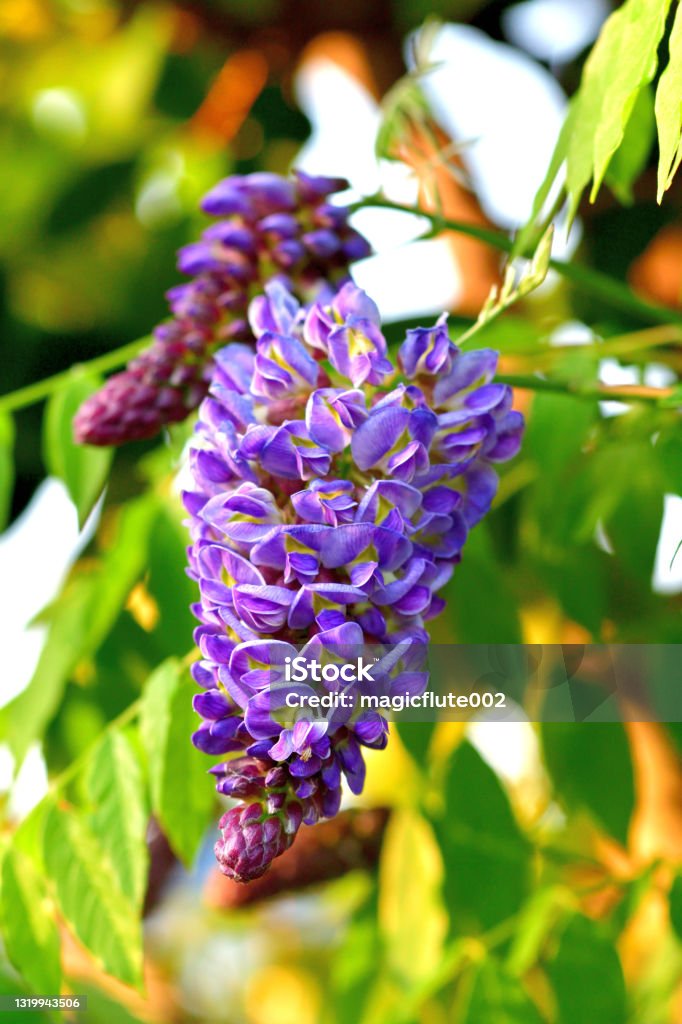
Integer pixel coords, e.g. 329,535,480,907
605,443,665,584
0,410,14,532
605,84,655,204
457,958,544,1023
1,496,157,764
396,721,437,772
670,871,682,942
85,731,149,910
43,804,142,987
576,0,671,213
505,887,567,977
140,658,214,865
144,502,197,659
43,370,113,527
655,2,682,201
1,846,62,995
435,742,530,933
441,526,522,643
546,913,626,1024
378,808,446,985
541,723,634,845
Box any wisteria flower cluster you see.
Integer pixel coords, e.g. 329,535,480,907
73,172,370,446
183,278,524,881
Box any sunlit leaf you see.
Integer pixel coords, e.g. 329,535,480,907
85,731,148,910
577,0,671,213
379,808,446,984
1,846,62,995
43,370,112,526
43,804,143,988
655,2,682,201
140,658,214,865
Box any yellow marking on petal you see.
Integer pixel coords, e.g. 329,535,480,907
348,328,375,358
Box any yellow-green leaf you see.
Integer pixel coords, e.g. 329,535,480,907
43,804,143,988
85,731,149,910
655,1,682,201
379,808,446,985
1,846,62,995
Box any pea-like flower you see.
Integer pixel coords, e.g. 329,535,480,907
185,281,524,882
73,172,370,446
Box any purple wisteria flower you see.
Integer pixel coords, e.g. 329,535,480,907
184,281,524,882
73,172,370,446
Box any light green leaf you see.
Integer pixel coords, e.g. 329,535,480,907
0,410,14,532
85,731,149,910
546,913,626,1024
605,84,655,204
43,804,142,988
1,496,157,764
577,0,671,211
457,958,544,1024
521,0,672,229
378,808,446,985
1,846,62,995
435,741,530,933
140,659,214,865
43,370,113,527
541,723,634,845
655,2,682,201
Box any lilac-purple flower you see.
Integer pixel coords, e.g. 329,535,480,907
184,279,524,882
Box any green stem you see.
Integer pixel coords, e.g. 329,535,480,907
497,373,674,405
351,196,682,327
0,336,150,415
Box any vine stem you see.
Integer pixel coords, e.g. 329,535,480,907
351,196,682,327
0,196,680,416
496,373,675,405
0,336,150,415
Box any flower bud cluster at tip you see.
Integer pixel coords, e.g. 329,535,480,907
184,277,524,882
73,171,370,446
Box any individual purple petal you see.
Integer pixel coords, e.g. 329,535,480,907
351,407,410,471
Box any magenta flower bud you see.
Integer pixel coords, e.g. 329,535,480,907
73,171,371,447
214,802,300,882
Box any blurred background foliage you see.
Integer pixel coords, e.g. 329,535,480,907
1,0,682,1022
